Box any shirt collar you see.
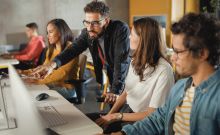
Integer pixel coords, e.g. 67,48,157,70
184,68,220,93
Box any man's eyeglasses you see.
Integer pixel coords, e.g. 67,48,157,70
83,19,105,27
172,47,189,59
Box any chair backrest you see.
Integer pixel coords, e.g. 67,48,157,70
19,43,28,52
20,46,47,69
37,47,48,66
78,54,87,99
65,54,87,104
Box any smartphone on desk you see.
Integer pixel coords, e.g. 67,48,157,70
96,96,105,102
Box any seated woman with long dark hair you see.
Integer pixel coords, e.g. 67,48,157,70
18,19,79,99
88,17,175,134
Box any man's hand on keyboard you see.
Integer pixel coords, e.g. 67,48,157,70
24,78,38,85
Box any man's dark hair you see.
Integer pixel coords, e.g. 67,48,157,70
171,13,220,66
26,22,38,30
84,1,110,18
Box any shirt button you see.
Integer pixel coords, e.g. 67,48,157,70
170,110,173,113
180,95,183,97
203,89,206,92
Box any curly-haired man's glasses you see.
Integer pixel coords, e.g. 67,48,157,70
172,47,189,59
83,19,105,27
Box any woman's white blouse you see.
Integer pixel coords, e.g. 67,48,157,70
125,58,174,112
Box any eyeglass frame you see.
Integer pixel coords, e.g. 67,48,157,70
172,47,190,59
83,19,106,27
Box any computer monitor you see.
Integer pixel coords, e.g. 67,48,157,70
0,64,47,135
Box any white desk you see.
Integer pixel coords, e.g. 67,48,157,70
0,57,19,67
0,78,103,135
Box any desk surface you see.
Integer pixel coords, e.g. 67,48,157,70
0,78,103,135
0,57,19,67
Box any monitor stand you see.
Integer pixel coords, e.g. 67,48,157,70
0,83,16,131
0,113,16,130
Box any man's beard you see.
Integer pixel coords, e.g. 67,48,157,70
88,26,106,40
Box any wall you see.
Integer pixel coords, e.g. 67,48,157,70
0,0,55,45
129,0,172,46
105,0,129,23
171,0,185,22
185,0,200,14
0,0,129,46
170,0,199,47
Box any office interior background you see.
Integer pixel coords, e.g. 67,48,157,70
0,0,129,46
0,0,219,113
2,0,217,48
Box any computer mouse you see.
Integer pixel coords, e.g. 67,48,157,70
36,93,50,101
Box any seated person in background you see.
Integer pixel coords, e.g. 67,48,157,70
102,13,220,135
18,19,79,99
87,17,174,134
2,22,46,70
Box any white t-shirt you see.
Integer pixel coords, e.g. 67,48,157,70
125,58,174,112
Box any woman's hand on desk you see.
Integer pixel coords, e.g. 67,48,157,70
95,113,119,131
24,78,38,85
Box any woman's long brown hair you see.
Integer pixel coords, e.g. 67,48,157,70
47,19,74,60
132,17,167,81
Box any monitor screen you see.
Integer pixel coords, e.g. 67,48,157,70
5,64,46,135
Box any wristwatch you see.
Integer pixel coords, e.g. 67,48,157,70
118,113,123,121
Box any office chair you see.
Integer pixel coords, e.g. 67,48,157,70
19,43,28,52
65,54,87,104
21,47,47,68
86,62,110,111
